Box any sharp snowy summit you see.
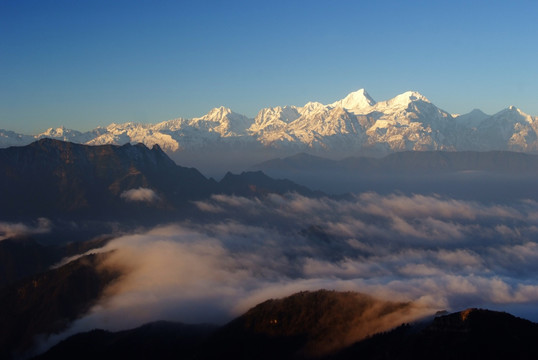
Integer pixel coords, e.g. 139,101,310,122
329,88,376,112
2,89,538,166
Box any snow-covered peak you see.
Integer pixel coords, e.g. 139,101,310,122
302,101,325,109
249,106,301,133
39,126,66,137
193,106,244,123
107,122,133,129
0,129,34,147
190,106,252,136
497,106,525,116
330,88,376,111
298,101,326,116
105,122,149,132
492,106,534,123
41,127,62,136
254,106,300,124
392,91,429,104
2,87,538,156
36,126,83,140
204,106,233,119
153,118,188,132
372,91,430,112
508,105,522,112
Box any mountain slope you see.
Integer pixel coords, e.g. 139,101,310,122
33,322,217,360
0,139,319,223
0,139,217,221
474,106,538,151
0,235,112,288
218,170,321,197
0,252,120,359
32,291,538,360
337,308,538,360
33,290,417,360
454,109,490,127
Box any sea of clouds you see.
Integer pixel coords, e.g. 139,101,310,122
43,191,538,348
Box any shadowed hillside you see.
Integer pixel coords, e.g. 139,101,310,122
0,139,320,225
34,290,419,360
33,321,218,360
33,301,538,360
0,235,111,288
0,252,120,359
334,308,538,360
0,139,217,222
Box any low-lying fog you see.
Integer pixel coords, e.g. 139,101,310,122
45,190,538,349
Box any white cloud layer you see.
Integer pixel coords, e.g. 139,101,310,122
51,192,538,345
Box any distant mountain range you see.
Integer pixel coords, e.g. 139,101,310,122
2,89,537,158
254,150,538,174
250,151,538,201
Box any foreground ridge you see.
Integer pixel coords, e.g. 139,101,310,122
33,291,538,360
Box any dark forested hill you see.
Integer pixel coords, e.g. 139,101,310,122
32,291,538,360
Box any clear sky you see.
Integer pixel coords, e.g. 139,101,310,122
1,0,537,134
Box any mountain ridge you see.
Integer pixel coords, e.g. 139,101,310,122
250,150,538,200
2,89,537,158
31,291,538,360
0,139,319,223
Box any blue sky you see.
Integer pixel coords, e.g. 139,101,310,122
1,0,537,133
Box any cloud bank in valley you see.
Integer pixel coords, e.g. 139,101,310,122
53,192,538,343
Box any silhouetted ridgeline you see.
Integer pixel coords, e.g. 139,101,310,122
32,291,538,360
0,139,318,223
0,139,216,221
334,308,538,360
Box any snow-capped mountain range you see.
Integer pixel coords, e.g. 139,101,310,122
2,89,538,156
